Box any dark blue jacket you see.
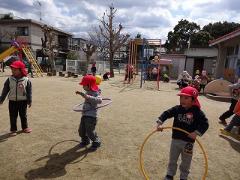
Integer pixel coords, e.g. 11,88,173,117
158,105,209,142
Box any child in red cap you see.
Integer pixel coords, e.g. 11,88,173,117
220,97,240,140
0,60,32,136
155,86,209,180
76,75,102,151
219,82,240,125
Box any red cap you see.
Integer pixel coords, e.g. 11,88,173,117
79,75,99,92
177,86,201,108
10,60,27,77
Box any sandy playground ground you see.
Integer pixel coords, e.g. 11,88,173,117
0,68,239,180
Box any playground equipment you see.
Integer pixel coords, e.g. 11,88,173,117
205,79,232,102
22,45,43,77
0,40,43,77
124,40,137,84
124,38,172,90
125,39,162,86
0,46,18,61
139,127,208,180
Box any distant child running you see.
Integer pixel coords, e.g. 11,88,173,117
220,96,240,138
219,82,240,125
76,75,102,151
0,60,32,136
155,86,209,180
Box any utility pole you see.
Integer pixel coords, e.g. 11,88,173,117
36,1,42,21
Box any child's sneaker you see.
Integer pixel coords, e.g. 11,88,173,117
89,142,101,151
9,131,17,137
164,175,174,180
220,128,231,136
23,128,32,133
220,128,240,140
79,141,90,148
218,119,227,126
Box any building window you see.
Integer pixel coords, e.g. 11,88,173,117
17,27,29,36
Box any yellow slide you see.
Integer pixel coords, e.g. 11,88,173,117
0,46,18,62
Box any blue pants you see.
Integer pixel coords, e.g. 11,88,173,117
225,115,240,132
78,116,100,145
9,100,28,131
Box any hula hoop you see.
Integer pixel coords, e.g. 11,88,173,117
139,127,208,180
73,98,112,112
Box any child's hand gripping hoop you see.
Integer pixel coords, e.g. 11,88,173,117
139,127,208,180
72,98,112,112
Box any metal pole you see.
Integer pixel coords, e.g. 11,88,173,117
140,39,145,88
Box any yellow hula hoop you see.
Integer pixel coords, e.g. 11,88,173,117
139,126,208,180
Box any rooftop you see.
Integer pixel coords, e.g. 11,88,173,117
209,28,240,46
0,18,72,36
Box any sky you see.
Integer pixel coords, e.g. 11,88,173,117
0,0,240,42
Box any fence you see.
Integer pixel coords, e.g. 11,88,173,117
66,59,110,75
66,59,86,74
95,61,110,74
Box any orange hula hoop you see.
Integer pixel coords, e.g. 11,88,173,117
139,126,208,180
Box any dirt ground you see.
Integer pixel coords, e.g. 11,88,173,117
0,69,239,180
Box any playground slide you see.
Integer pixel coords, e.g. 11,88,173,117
0,46,18,62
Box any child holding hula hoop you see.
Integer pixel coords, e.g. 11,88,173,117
155,86,209,180
76,75,102,151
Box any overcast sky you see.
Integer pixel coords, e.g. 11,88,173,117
0,0,239,41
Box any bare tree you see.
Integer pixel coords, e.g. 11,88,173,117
41,25,58,73
2,30,17,41
88,26,108,61
82,42,96,75
98,4,130,77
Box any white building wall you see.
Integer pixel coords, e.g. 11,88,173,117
177,58,186,78
161,54,186,79
0,23,31,45
204,58,217,76
185,48,218,57
30,24,43,51
0,25,16,43
184,48,218,77
185,58,194,77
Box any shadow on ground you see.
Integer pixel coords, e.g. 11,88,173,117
25,140,93,179
219,135,240,153
0,131,24,142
